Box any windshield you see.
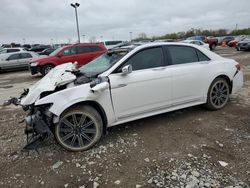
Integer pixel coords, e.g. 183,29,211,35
49,47,63,56
0,49,7,54
79,52,125,76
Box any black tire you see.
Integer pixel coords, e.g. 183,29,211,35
54,105,103,152
205,77,230,110
41,64,54,76
210,43,216,51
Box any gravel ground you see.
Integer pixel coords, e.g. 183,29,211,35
0,47,249,188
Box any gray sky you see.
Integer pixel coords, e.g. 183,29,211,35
0,0,249,44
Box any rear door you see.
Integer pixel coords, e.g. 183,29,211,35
19,53,33,68
109,46,172,120
164,45,211,105
1,53,21,69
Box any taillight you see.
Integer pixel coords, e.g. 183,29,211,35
235,63,241,71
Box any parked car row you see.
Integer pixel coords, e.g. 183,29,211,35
29,43,107,76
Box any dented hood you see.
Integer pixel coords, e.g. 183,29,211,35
21,63,76,105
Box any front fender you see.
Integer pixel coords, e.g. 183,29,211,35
35,83,115,125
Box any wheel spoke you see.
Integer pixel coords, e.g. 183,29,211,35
214,84,219,91
212,94,217,100
221,94,227,99
72,114,78,126
221,89,228,94
70,134,77,146
78,114,86,127
83,128,96,134
62,132,74,142
82,120,94,129
220,97,225,103
59,128,73,133
77,135,84,147
80,133,92,142
217,98,221,106
62,119,75,129
214,98,219,105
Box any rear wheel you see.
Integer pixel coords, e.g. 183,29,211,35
205,78,230,110
41,64,54,76
55,105,103,152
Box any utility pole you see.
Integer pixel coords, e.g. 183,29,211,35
71,3,81,43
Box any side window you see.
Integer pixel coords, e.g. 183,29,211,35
168,46,199,65
196,50,210,61
121,47,164,71
7,49,19,53
77,46,90,54
62,47,76,56
8,54,20,60
20,53,32,59
89,46,102,52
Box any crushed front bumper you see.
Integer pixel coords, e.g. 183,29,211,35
23,109,53,150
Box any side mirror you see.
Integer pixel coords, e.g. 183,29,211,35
122,65,132,75
6,58,9,61
57,54,62,58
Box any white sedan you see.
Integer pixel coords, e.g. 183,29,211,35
7,42,243,151
181,40,210,50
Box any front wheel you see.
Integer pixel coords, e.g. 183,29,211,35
205,78,230,110
41,64,55,76
55,106,103,152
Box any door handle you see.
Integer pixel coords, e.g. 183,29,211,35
113,84,127,89
153,67,165,71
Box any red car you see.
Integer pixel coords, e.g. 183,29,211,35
228,37,246,47
30,43,107,76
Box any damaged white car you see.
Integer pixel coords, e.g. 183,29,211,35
4,42,243,151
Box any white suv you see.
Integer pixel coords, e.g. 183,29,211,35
6,42,243,151
0,47,26,54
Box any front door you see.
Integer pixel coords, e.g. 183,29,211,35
109,47,172,120
59,47,77,65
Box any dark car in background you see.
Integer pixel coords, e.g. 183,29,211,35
29,43,107,76
236,37,250,51
28,45,51,52
38,48,56,56
22,44,31,50
222,36,235,45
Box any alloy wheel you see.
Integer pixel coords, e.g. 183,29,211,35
210,80,229,108
58,112,97,149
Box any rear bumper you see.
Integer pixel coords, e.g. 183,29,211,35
232,71,243,94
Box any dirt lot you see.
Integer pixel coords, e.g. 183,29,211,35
0,47,249,188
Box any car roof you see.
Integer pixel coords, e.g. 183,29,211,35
2,47,24,50
0,51,32,56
